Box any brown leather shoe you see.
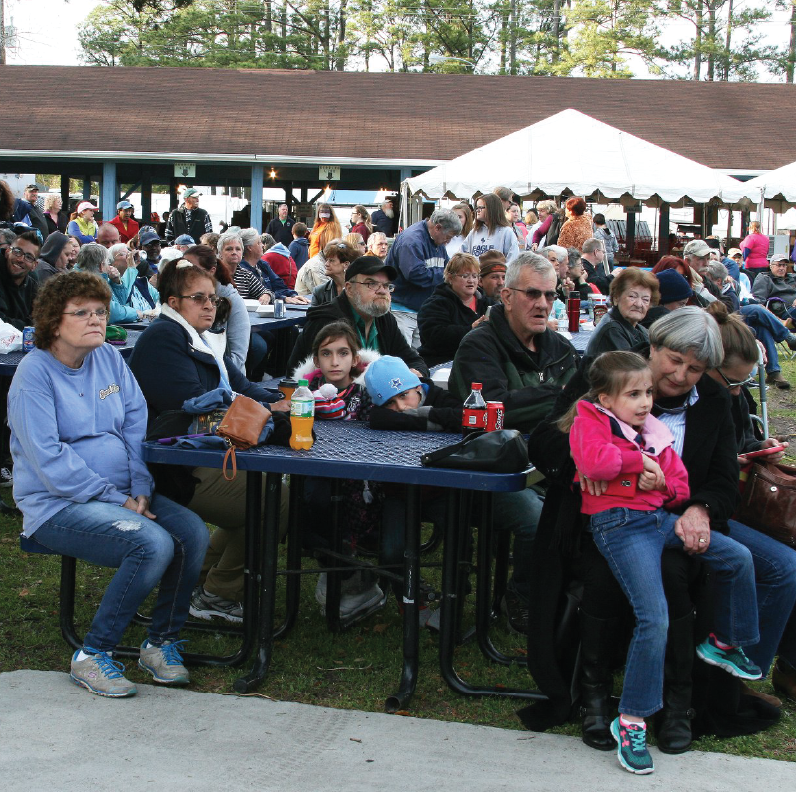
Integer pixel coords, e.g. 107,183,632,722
740,681,782,708
772,661,796,701
766,371,792,390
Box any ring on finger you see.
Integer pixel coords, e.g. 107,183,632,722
698,538,707,544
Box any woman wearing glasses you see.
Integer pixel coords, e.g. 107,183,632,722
9,271,210,697
418,252,489,367
584,267,660,363
311,240,360,306
129,259,284,626
462,193,519,264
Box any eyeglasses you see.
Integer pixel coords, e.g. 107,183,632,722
349,280,395,293
717,368,755,389
62,308,109,320
10,246,37,264
455,272,479,281
179,294,223,307
506,287,556,303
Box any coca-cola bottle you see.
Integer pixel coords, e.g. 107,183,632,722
462,382,487,437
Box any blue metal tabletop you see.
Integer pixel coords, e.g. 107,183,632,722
142,421,529,492
249,310,308,332
0,332,143,377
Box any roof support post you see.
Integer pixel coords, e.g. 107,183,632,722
657,203,670,256
626,211,636,257
101,162,117,224
250,164,264,232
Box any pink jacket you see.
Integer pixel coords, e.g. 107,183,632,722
570,400,690,515
740,232,769,271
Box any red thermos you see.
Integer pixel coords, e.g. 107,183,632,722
567,291,581,333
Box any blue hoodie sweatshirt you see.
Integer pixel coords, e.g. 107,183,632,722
9,344,154,536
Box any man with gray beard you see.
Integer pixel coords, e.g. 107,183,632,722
371,198,397,237
286,255,429,376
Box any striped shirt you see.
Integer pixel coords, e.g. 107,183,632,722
653,387,699,457
232,265,274,302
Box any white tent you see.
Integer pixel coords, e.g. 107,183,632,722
404,109,748,207
739,160,796,212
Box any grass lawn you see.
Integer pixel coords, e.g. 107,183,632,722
2,359,796,762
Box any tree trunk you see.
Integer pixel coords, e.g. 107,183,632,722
265,0,272,34
694,1,703,80
789,0,796,83
335,0,348,70
509,0,517,74
707,2,716,81
552,0,561,64
722,0,733,81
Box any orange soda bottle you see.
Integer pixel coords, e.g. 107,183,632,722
289,379,315,450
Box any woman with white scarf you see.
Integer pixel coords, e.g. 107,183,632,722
129,259,285,625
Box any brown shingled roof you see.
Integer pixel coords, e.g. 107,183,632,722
0,65,793,170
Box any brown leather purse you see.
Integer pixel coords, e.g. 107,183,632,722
216,395,271,480
735,462,796,548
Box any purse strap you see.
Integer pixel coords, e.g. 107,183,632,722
222,445,238,481
420,432,480,467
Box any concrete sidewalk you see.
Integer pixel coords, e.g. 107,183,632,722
0,670,791,791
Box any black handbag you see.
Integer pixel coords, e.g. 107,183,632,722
420,429,529,473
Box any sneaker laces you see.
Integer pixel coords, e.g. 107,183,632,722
158,640,187,666
84,647,126,679
626,725,647,753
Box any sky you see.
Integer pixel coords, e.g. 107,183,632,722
3,0,792,80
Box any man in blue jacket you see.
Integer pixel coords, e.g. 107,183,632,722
386,209,461,348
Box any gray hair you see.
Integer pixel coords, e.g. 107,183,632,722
75,242,109,273
0,228,17,247
217,231,243,253
367,231,387,249
540,244,567,264
239,227,260,250
567,247,582,268
648,306,724,369
429,208,462,236
582,237,604,255
108,243,129,260
705,261,728,282
505,252,555,289
261,233,276,251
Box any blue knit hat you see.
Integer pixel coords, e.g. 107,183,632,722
364,356,423,407
655,269,692,304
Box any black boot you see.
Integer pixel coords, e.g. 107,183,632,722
579,611,621,751
656,610,696,754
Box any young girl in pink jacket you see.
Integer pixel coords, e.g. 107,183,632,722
563,350,760,776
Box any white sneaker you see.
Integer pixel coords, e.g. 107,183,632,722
316,572,384,619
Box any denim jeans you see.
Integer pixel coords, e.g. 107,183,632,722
33,494,209,652
590,507,758,717
740,303,789,374
392,310,421,349
493,487,544,602
727,519,796,675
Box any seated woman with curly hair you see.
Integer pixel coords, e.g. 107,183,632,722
557,197,593,252
9,271,209,698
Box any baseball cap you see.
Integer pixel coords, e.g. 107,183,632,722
727,247,742,259
139,229,161,246
345,255,398,282
116,200,133,210
182,188,202,199
770,253,789,264
682,239,712,258
174,234,195,245
77,201,99,213
364,356,425,407
25,183,40,191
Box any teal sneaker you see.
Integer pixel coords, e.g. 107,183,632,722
696,634,762,680
610,717,654,775
70,648,137,698
138,639,190,685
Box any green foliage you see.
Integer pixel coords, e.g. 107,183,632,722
77,0,789,80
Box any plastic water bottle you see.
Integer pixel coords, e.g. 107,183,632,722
462,382,487,437
289,379,315,450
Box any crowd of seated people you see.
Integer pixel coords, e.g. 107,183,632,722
4,179,796,780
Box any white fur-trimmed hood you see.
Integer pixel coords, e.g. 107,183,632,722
291,347,381,385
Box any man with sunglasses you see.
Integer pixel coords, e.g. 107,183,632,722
286,256,429,377
0,230,41,330
450,252,580,633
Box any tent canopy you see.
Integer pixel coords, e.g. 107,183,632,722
740,161,796,212
404,109,748,207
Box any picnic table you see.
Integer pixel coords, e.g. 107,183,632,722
141,421,536,710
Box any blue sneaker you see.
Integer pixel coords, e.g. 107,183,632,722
610,717,654,775
696,634,762,680
138,639,190,685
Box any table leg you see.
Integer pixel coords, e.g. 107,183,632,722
439,490,543,700
324,478,343,632
234,471,281,692
275,473,303,639
385,484,420,712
